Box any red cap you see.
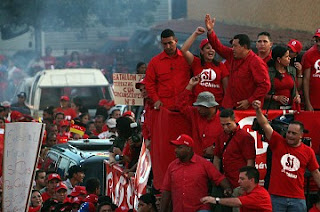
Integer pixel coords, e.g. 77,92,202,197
60,96,70,101
314,28,320,38
84,194,98,204
98,99,115,107
122,111,135,119
69,186,87,197
55,182,67,192
60,120,69,127
47,173,61,182
287,39,303,53
135,78,146,89
72,196,83,204
199,38,209,49
11,111,23,121
170,134,194,147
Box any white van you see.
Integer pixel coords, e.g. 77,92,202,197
28,69,114,117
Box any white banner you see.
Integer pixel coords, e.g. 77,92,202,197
3,123,45,212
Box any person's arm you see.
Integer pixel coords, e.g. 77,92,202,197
181,27,206,65
160,191,172,212
219,178,233,197
176,77,199,115
144,59,162,109
252,100,273,141
205,14,232,60
246,159,255,166
311,169,320,188
222,76,228,94
201,196,242,207
294,62,303,91
213,156,221,171
303,68,313,111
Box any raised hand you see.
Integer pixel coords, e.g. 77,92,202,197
195,27,206,35
205,14,215,33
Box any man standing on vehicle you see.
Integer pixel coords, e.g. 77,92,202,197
10,92,31,115
256,32,273,63
63,165,85,195
55,96,77,120
252,99,320,211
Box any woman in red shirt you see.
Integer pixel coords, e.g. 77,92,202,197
263,45,301,109
181,27,229,105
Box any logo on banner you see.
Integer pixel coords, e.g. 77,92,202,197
281,153,300,179
200,68,220,88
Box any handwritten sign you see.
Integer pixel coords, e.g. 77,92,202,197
113,73,145,106
3,123,45,212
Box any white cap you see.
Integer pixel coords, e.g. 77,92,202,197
107,118,117,128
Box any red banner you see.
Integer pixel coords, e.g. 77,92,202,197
105,141,151,210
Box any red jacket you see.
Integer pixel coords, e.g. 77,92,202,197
207,31,270,109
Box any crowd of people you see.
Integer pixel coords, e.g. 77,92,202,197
0,13,320,212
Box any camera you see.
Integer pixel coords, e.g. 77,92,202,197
130,122,141,143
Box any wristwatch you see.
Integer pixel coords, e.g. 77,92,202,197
216,197,220,204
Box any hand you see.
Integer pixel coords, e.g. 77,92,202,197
203,146,214,158
195,27,206,35
305,103,314,111
200,196,216,204
113,147,122,155
145,139,151,150
252,100,261,110
223,188,233,197
274,95,289,105
293,95,301,104
188,76,200,87
236,99,250,110
205,14,215,33
109,157,116,165
294,62,302,72
154,100,163,110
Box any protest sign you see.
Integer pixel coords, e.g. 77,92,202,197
3,123,45,212
113,73,145,105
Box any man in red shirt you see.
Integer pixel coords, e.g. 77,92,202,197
177,76,222,158
160,134,232,212
256,32,273,64
41,173,62,202
55,96,77,120
303,28,320,111
213,109,256,189
205,14,270,109
201,166,272,212
252,100,320,211
144,29,191,111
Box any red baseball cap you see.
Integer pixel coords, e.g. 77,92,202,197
122,111,135,119
314,28,320,38
55,182,67,192
199,38,209,49
287,39,303,53
47,173,62,182
135,78,146,89
69,186,87,197
170,134,194,147
60,96,70,101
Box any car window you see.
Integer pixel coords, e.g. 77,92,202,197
57,156,70,180
43,152,59,172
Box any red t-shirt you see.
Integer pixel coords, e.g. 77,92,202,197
177,89,223,155
302,44,320,109
214,126,256,188
55,107,77,120
41,191,51,202
268,131,319,199
207,31,270,109
191,57,229,104
310,205,320,212
145,49,191,110
162,154,225,212
274,72,294,103
238,185,272,212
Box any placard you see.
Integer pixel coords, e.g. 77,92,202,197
2,123,45,212
113,73,145,106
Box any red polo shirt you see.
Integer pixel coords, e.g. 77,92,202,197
207,31,270,109
162,154,225,212
144,49,191,110
214,126,256,188
257,51,272,64
238,185,272,212
177,89,223,155
55,107,77,120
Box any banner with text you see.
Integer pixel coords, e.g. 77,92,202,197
113,73,145,105
3,123,45,212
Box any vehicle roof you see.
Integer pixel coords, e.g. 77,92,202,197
37,68,109,87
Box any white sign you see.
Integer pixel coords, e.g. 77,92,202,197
3,123,45,212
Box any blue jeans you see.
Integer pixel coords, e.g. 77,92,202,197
271,195,307,212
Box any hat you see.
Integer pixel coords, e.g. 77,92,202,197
135,78,146,89
98,99,115,107
122,111,135,119
47,173,62,182
71,196,83,204
199,38,209,49
170,134,194,147
1,101,10,108
55,182,67,192
17,92,27,98
67,165,84,178
60,120,69,127
107,118,117,128
314,28,320,38
287,39,303,53
70,186,87,197
193,91,219,107
60,96,70,101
